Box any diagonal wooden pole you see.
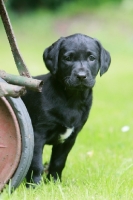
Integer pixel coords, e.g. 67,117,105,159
0,0,31,77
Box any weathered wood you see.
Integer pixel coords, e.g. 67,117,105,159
0,70,43,92
0,82,26,97
0,0,31,77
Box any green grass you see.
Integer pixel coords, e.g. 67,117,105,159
1,2,133,199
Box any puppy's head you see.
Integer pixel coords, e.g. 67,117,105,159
43,34,111,90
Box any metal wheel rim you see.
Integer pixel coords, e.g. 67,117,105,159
0,97,21,191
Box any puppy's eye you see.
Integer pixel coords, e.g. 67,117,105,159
64,56,72,61
88,55,95,61
65,56,71,61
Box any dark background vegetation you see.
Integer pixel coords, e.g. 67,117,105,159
8,0,122,10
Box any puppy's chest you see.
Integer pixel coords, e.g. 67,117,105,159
58,109,86,143
62,108,82,127
47,102,90,144
59,127,74,143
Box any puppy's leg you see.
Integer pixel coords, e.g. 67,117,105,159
26,133,44,186
47,139,76,181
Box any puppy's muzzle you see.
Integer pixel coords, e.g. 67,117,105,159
76,72,87,81
72,70,95,89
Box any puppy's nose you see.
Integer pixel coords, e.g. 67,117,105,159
76,72,87,81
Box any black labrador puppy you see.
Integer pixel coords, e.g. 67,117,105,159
22,33,111,185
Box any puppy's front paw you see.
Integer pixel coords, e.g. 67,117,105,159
26,175,42,188
46,172,61,183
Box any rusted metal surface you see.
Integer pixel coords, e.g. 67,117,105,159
0,97,21,191
0,82,26,97
0,71,43,92
0,0,31,77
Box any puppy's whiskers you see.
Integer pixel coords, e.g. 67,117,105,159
63,76,71,86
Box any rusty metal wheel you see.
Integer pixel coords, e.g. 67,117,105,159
0,78,34,192
0,97,21,191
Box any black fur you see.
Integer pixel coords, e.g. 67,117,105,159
22,33,111,185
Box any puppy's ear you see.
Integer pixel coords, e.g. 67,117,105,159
95,40,111,76
43,37,64,75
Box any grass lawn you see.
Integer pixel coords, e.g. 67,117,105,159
1,2,133,199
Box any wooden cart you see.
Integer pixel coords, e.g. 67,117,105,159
0,0,43,192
